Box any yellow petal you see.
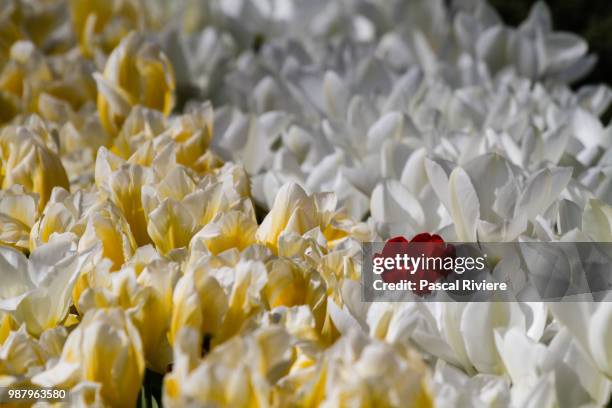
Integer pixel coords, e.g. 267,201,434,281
96,32,175,137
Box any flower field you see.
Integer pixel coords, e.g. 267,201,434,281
0,0,611,407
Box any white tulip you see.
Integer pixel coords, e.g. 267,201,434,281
551,297,612,378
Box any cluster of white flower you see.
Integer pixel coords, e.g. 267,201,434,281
0,0,611,407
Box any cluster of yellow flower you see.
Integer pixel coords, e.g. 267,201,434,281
0,1,431,406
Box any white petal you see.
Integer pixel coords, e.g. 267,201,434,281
448,167,480,241
370,180,425,225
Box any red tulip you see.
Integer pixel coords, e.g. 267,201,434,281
375,233,455,295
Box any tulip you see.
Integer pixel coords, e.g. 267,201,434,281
142,166,249,254
29,187,97,250
494,326,611,407
140,166,199,254
0,326,67,379
95,147,156,246
122,244,164,276
111,105,167,159
0,40,97,123
263,259,328,329
0,125,69,210
77,258,179,374
551,299,612,379
69,381,106,406
424,155,571,242
191,210,257,255
328,280,420,344
264,305,321,345
213,260,269,345
432,360,511,407
33,308,145,407
69,0,146,57
256,182,365,252
168,272,228,347
110,103,223,175
78,200,137,271
0,234,92,336
132,261,179,373
94,32,175,137
582,199,612,241
0,41,52,113
157,102,218,174
0,185,39,251
279,330,432,407
146,197,197,255
164,326,293,407
256,183,320,249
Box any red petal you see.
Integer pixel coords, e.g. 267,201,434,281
410,232,444,243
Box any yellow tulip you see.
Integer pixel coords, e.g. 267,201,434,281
33,201,118,313
95,147,247,256
214,260,268,345
94,32,175,137
33,308,145,408
263,258,326,316
160,102,218,174
263,259,308,309
164,326,293,408
146,197,197,255
0,14,24,120
70,250,114,316
261,257,328,339
257,183,325,248
112,103,221,175
77,258,179,374
163,327,200,404
318,250,361,290
69,0,146,57
0,326,67,379
170,259,271,349
257,182,360,252
0,40,52,113
186,178,250,229
142,165,250,254
0,185,39,251
191,210,257,255
280,332,432,407
169,272,228,347
36,57,98,118
0,40,96,121
78,200,137,271
132,261,179,373
29,187,96,250
95,147,156,246
0,125,69,210
215,162,252,202
112,105,167,159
